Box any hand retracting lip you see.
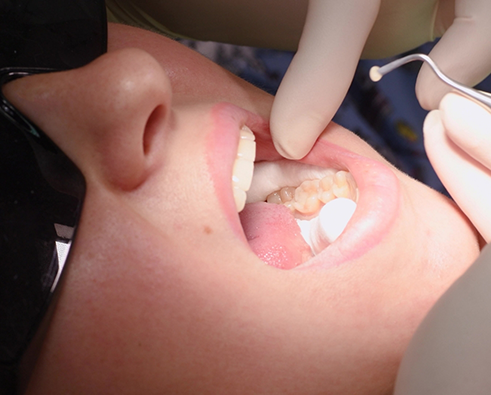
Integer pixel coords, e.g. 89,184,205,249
370,53,491,110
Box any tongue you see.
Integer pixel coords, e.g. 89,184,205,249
239,202,313,269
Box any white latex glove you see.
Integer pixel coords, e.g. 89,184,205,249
394,243,491,395
423,92,491,242
270,0,491,159
269,0,380,159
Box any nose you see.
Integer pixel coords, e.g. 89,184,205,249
3,48,173,189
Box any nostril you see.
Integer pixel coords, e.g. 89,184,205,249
143,104,166,155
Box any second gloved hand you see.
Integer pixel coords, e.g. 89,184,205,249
423,93,491,242
270,0,491,159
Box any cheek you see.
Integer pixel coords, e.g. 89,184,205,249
127,142,231,245
370,172,481,327
32,209,216,391
402,173,479,278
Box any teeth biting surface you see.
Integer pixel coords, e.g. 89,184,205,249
232,126,256,212
265,169,357,219
333,171,358,201
249,161,359,257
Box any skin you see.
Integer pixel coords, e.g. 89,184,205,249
4,24,480,394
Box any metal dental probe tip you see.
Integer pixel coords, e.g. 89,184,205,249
369,53,491,109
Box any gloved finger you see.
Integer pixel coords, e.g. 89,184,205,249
416,0,491,110
270,0,381,159
440,93,491,169
423,108,491,242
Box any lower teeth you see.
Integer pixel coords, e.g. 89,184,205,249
266,170,358,254
266,170,357,219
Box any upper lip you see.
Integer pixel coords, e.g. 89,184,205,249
206,102,401,269
205,102,270,234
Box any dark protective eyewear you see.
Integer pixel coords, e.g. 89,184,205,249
0,1,107,393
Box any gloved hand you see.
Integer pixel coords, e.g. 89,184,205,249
271,0,491,159
106,0,491,158
394,243,491,395
423,92,491,242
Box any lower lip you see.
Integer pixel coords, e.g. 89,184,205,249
297,139,401,269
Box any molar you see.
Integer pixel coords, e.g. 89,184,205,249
293,180,322,215
247,160,341,204
333,171,357,200
260,166,358,220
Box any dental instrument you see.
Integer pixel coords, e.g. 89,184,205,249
370,53,491,109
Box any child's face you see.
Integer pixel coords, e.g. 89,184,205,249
5,24,480,395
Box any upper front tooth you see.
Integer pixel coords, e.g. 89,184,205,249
233,126,256,212
233,157,254,191
237,136,256,161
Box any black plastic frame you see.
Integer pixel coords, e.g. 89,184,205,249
0,1,107,393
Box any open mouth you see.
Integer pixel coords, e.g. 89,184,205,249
233,129,358,269
229,122,398,269
208,103,400,271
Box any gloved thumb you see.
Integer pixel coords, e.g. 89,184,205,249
416,0,491,110
270,0,381,159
